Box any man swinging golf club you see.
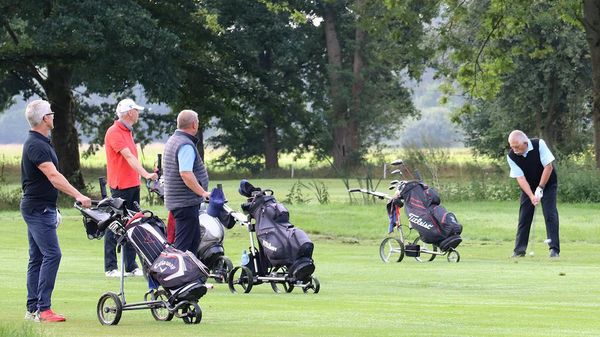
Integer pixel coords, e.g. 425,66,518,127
507,130,560,258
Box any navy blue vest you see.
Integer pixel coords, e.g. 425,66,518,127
163,130,209,211
508,138,557,190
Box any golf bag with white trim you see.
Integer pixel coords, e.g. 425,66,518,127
399,181,463,251
125,212,209,291
241,182,315,282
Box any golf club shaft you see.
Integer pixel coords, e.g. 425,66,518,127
530,205,537,253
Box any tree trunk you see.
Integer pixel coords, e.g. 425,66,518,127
196,127,205,162
44,64,85,189
350,2,365,162
583,0,600,169
324,4,350,168
264,121,279,170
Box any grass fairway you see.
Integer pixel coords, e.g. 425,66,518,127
1,194,600,336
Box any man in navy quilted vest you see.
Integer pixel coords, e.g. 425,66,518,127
162,110,211,254
507,130,560,258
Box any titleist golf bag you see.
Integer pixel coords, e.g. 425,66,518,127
240,180,315,282
398,181,463,251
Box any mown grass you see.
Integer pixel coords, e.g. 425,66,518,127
2,196,600,336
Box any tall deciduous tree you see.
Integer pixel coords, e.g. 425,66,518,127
201,0,326,171
583,0,600,168
317,0,439,168
439,0,593,160
0,1,179,188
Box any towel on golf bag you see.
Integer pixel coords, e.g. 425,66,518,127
399,181,462,248
150,246,209,289
241,180,315,281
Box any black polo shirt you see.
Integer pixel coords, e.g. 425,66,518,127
20,130,59,211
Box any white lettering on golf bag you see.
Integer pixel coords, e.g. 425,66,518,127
408,213,433,230
261,239,278,252
163,254,187,282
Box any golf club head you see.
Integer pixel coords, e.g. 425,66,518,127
388,185,397,190
391,169,403,176
390,180,399,185
348,188,362,193
390,159,403,166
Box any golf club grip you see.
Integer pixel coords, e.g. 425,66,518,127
156,153,162,177
99,177,107,199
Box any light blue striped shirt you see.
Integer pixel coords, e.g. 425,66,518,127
507,138,555,178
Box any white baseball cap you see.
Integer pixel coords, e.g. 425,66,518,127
116,98,145,114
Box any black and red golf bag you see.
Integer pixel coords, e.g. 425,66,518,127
398,181,463,251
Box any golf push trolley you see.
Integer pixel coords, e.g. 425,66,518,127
225,181,320,294
75,179,207,325
349,159,462,263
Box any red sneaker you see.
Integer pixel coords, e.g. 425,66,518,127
39,309,66,322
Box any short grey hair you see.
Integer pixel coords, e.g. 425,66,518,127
177,110,199,129
25,100,52,128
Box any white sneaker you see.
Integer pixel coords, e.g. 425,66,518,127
24,311,39,322
105,269,120,278
128,268,144,277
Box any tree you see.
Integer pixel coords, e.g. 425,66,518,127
583,0,600,168
199,0,326,171
0,0,179,188
317,0,439,169
438,0,593,159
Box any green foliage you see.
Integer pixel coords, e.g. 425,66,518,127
299,180,330,205
283,181,312,205
439,0,592,159
0,186,21,210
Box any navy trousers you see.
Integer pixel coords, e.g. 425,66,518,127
104,186,140,272
514,182,560,254
22,206,60,312
172,204,201,254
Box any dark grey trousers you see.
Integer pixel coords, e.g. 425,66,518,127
514,183,560,254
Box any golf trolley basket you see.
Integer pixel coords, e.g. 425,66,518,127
147,154,234,283
349,159,462,263
75,179,208,325
226,180,320,294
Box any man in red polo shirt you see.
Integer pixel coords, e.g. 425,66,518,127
104,98,158,277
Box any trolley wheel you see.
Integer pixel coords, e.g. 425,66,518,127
413,237,438,262
270,267,294,293
379,237,405,263
181,302,202,324
150,289,174,321
228,266,253,293
97,292,122,325
302,276,320,294
447,249,460,263
211,256,234,283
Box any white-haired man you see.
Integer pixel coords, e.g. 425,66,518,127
21,99,91,322
103,98,158,277
507,130,560,258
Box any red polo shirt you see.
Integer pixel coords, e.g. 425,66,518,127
105,120,140,189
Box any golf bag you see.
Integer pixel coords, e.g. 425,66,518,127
125,212,209,290
240,181,315,281
398,181,463,251
197,204,232,268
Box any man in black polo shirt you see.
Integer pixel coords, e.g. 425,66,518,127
21,100,91,322
507,130,560,258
